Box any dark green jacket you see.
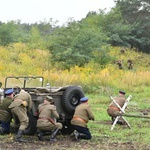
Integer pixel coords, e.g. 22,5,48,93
0,96,12,122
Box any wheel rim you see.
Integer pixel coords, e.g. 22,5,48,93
71,95,79,106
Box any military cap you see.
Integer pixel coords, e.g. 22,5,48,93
5,89,14,95
80,97,88,102
119,90,126,95
45,96,53,102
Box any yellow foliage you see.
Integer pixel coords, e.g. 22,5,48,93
0,44,149,95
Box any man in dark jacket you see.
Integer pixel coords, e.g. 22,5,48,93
0,89,14,134
71,97,95,140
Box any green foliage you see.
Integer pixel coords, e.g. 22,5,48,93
115,0,150,53
47,22,109,69
0,22,15,46
0,1,149,70
27,26,43,49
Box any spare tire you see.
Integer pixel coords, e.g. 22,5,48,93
62,86,84,114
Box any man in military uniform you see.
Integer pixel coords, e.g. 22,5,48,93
71,97,95,140
9,89,32,142
107,90,126,125
0,89,14,134
37,96,62,141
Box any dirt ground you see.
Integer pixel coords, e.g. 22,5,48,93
0,127,149,150
0,109,150,150
0,134,137,150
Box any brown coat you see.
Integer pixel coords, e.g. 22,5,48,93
37,102,62,131
9,90,32,111
71,103,95,127
8,90,32,130
107,95,126,117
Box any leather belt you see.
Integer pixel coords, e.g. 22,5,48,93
39,117,55,125
73,116,87,123
109,106,120,111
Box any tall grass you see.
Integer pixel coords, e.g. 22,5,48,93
0,43,149,148
0,43,149,96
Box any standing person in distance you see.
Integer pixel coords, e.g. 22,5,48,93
71,97,95,141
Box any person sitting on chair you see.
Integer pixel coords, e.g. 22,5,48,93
107,90,126,125
37,96,62,142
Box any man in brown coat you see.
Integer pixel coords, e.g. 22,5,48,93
71,97,95,140
9,89,32,142
107,90,126,125
0,89,14,134
37,96,62,141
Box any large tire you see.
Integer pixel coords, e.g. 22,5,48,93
24,111,37,135
62,86,84,114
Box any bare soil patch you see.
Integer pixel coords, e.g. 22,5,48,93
0,133,149,150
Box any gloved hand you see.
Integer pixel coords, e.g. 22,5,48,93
22,101,27,107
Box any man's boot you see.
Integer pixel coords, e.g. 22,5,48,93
15,129,27,142
50,128,60,142
37,129,53,141
0,127,4,135
111,117,115,124
78,133,88,139
73,131,80,140
37,131,43,141
117,120,123,125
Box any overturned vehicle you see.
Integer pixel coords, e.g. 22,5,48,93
0,76,85,135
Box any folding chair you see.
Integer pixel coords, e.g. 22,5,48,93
110,95,132,130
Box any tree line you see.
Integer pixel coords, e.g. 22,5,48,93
0,0,149,69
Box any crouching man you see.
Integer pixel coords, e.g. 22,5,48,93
37,96,62,142
71,97,95,141
107,90,126,125
0,89,14,135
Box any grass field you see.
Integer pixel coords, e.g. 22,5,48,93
0,45,149,149
0,92,149,150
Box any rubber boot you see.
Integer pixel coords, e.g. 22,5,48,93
117,120,123,125
0,127,4,135
37,131,43,141
15,129,28,142
50,128,60,142
37,130,52,141
74,131,80,140
111,117,115,124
